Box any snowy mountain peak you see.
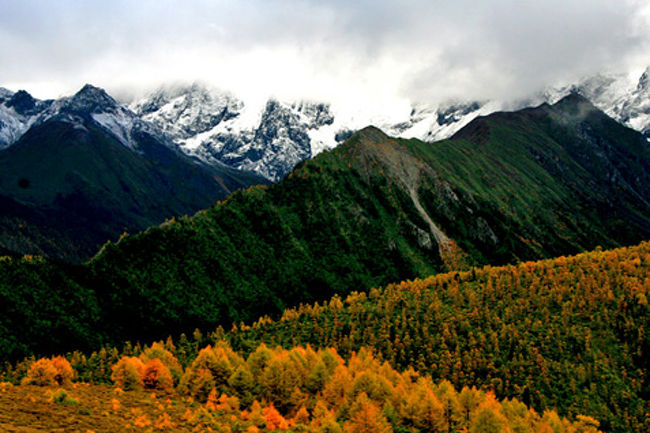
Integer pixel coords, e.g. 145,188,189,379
25,84,165,151
0,88,13,101
131,85,341,181
132,83,243,142
68,84,121,114
383,99,499,143
3,66,650,183
436,101,483,126
636,67,650,93
0,88,50,149
291,101,334,129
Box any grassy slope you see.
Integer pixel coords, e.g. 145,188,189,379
403,95,650,263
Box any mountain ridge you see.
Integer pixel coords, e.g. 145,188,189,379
0,84,268,261
2,67,650,184
1,93,649,363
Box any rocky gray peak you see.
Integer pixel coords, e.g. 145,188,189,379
436,101,482,126
6,90,37,115
0,88,51,149
185,98,316,182
254,100,311,155
258,100,298,133
133,91,170,115
130,86,335,181
605,67,650,137
66,84,121,114
292,101,334,128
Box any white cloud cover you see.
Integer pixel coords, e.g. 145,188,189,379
1,0,649,119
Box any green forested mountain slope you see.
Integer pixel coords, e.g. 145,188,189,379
0,118,266,262
1,94,650,364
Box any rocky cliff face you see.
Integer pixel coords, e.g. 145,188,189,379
131,85,336,181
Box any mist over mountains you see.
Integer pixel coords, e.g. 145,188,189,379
4,66,650,184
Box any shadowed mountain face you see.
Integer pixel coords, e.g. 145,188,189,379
428,93,650,260
0,85,267,262
1,94,650,362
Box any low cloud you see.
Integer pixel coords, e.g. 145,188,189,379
0,0,648,118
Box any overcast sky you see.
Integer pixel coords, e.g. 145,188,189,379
1,0,649,113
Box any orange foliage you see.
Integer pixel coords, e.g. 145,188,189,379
139,342,183,384
21,356,74,386
31,330,607,433
21,359,59,386
263,403,290,431
133,414,151,428
141,359,174,390
154,412,175,430
50,356,74,385
215,393,240,413
294,406,310,425
205,388,219,412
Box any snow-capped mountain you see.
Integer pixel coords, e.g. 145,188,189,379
131,84,336,181
612,67,650,138
132,83,243,143
189,99,335,181
0,84,168,152
0,84,267,262
128,71,650,182
2,67,650,185
0,89,51,149
534,67,650,139
381,100,504,143
36,84,165,150
130,83,513,181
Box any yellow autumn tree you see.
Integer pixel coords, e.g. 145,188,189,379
345,392,392,433
22,356,74,387
111,356,144,390
139,341,183,384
